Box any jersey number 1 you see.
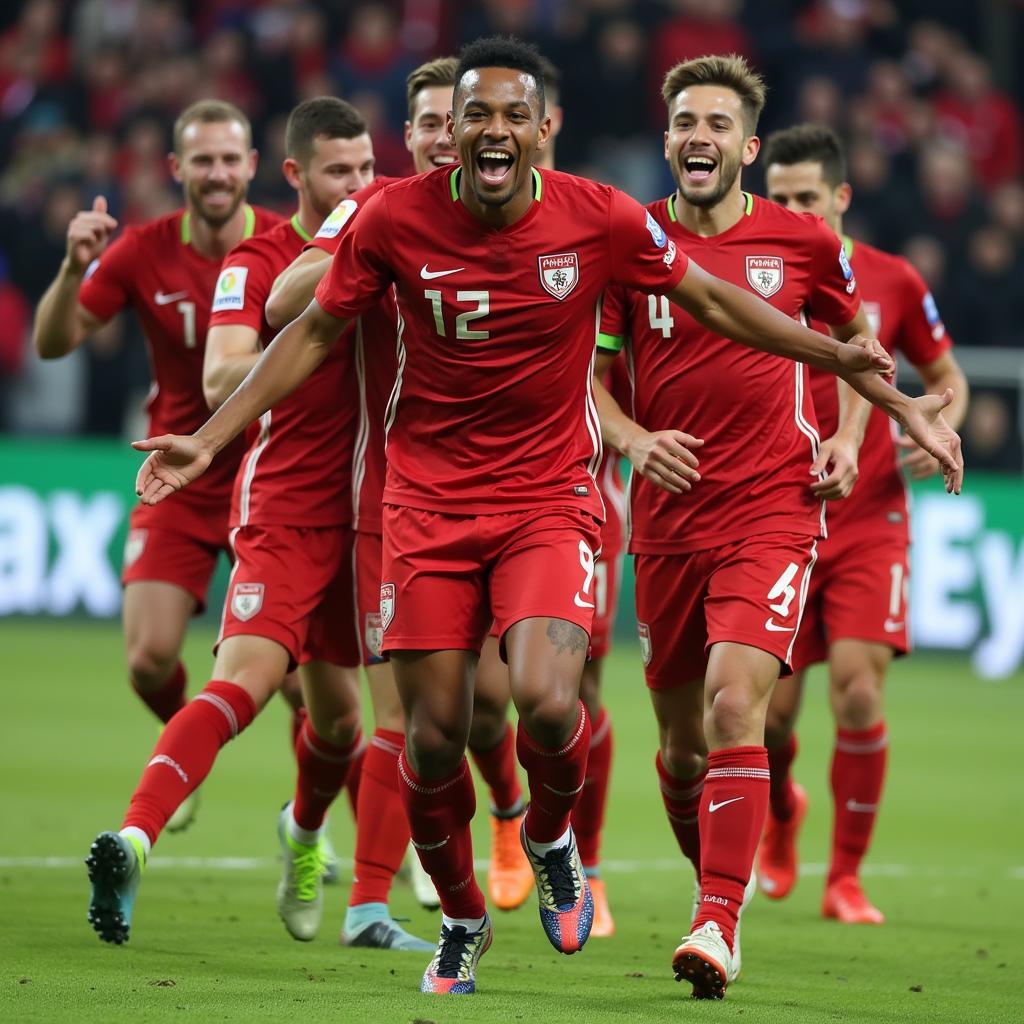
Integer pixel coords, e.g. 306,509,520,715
177,301,197,348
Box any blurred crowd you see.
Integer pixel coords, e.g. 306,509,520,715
1,0,1022,468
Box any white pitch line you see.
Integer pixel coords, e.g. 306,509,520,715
0,856,1021,880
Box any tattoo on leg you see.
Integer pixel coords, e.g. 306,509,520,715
546,619,587,656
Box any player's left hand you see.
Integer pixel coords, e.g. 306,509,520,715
895,433,941,480
901,389,963,494
809,433,859,499
838,334,894,376
132,433,214,505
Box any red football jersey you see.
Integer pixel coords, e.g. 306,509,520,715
596,357,631,547
209,214,359,528
810,238,954,537
309,178,399,534
600,193,861,554
314,166,688,519
78,205,281,510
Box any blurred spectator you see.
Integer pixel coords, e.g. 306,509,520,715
961,391,1023,471
0,250,30,428
949,227,1024,348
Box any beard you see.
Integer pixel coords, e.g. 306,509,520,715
675,150,742,209
187,180,247,227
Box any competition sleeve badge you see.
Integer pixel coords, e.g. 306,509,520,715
538,252,580,300
637,622,653,667
745,256,784,298
364,613,383,658
380,583,396,632
231,582,264,621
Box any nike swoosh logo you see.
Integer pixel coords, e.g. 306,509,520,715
154,290,189,305
573,592,595,609
846,799,878,813
708,797,744,813
883,619,904,633
764,618,795,632
420,264,465,279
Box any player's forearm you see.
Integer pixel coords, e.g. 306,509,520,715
834,381,872,448
266,259,328,329
837,368,915,429
203,352,262,410
33,260,87,359
593,371,643,456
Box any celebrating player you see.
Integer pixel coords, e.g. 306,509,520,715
592,55,962,999
129,38,960,995
758,124,968,923
33,101,279,834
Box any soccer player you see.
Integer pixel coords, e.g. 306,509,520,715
591,55,961,998
758,124,968,923
130,38,960,995
33,100,279,834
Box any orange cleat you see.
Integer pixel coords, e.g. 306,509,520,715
587,877,615,937
488,812,533,911
822,875,885,924
757,782,808,900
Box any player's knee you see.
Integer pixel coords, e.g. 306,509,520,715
705,686,757,747
835,672,883,730
308,704,363,748
659,740,706,780
126,644,178,692
406,718,468,777
517,689,580,748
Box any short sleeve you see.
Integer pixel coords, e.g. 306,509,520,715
894,261,953,364
209,242,272,331
805,220,861,327
598,285,629,352
77,230,136,321
607,191,689,295
314,189,393,321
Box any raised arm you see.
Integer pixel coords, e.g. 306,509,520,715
897,350,970,479
265,248,331,329
135,299,348,504
202,323,261,409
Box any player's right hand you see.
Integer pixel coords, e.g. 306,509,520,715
66,195,118,274
132,434,214,505
623,428,703,495
838,334,894,375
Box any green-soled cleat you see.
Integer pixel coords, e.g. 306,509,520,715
85,831,143,945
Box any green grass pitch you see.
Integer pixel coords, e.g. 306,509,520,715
1,620,1021,1022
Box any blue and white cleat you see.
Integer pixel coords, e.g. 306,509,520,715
420,916,493,994
521,823,593,954
85,831,142,945
342,902,434,952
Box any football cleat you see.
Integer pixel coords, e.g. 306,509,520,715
673,920,733,1000
321,827,341,885
420,916,493,994
407,842,441,910
757,782,808,900
342,903,434,952
488,811,533,911
165,788,199,834
822,875,885,924
587,876,615,937
730,871,758,982
275,805,325,941
85,831,143,945
521,823,593,954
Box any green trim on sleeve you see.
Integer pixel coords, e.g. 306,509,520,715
290,213,313,243
450,167,461,201
596,332,625,353
180,212,190,245
241,204,256,240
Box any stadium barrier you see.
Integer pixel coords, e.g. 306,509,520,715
1,439,1021,679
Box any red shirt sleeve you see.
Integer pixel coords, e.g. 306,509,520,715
894,260,953,364
77,229,137,321
805,218,862,327
208,241,273,332
607,191,689,295
314,190,394,321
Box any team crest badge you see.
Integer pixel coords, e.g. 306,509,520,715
231,582,264,621
638,622,653,667
380,583,396,631
365,612,383,658
745,256,784,298
538,253,580,300
123,529,148,568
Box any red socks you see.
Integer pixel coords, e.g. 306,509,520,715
397,752,485,920
350,729,409,907
767,732,799,821
573,708,613,869
291,718,363,832
655,750,705,875
122,680,256,846
692,746,769,950
344,740,366,821
132,661,187,724
469,722,523,813
829,722,888,883
517,703,591,844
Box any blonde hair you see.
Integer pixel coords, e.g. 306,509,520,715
661,54,766,136
173,99,251,155
406,56,458,120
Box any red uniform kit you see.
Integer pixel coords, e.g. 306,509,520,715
78,205,280,609
314,166,688,653
210,215,360,670
599,193,861,685
792,240,954,668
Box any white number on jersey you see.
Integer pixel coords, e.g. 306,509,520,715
177,301,197,349
424,289,491,340
648,294,675,338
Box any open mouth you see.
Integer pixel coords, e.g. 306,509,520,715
476,148,514,186
682,154,717,182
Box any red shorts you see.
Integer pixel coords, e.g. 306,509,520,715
121,502,230,614
380,504,602,654
217,523,359,671
354,530,385,667
591,536,624,660
634,532,819,689
791,528,910,672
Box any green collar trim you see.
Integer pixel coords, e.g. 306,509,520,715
290,213,313,243
450,167,460,201
449,166,543,203
743,191,754,215
842,234,854,259
181,204,256,246
668,190,752,222
532,166,543,200
668,192,678,222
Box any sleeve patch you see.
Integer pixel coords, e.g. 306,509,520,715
922,291,945,339
212,266,248,311
645,210,667,248
316,199,358,239
83,258,100,281
838,245,854,281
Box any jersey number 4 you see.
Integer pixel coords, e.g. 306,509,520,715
424,289,490,340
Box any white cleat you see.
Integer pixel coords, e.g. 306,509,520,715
275,805,325,941
673,920,734,1000
165,788,199,833
408,841,440,910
